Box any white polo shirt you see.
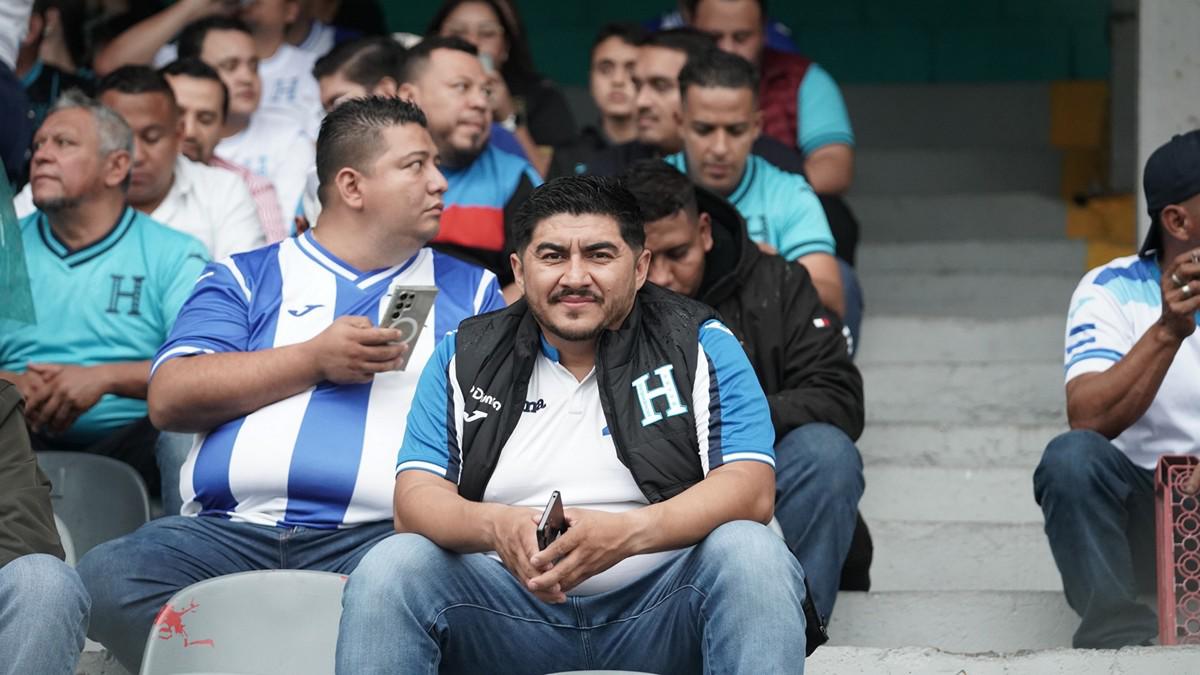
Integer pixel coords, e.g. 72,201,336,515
399,319,777,595
1065,253,1200,468
216,111,314,224
13,156,265,260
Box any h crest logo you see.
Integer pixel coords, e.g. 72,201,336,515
632,364,688,426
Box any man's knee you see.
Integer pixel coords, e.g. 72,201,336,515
1034,429,1122,500
777,424,863,491
345,533,444,603
700,521,804,581
2,554,90,620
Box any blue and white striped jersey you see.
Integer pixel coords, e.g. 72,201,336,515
152,231,505,528
1064,254,1200,468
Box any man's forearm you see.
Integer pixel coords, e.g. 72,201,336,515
624,462,774,555
148,344,321,432
393,472,515,553
98,362,151,399
799,254,845,318
803,144,854,195
93,3,197,74
1067,323,1181,438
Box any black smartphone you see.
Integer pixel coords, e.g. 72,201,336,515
536,491,567,551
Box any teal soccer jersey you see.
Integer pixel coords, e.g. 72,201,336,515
0,206,209,443
666,153,834,261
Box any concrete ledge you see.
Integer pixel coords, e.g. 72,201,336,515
858,272,1079,319
861,467,1042,524
827,591,1078,651
868,521,1060,592
855,240,1085,276
855,148,1060,196
862,363,1066,426
857,316,1064,365
858,422,1064,469
807,645,1200,674
852,192,1065,242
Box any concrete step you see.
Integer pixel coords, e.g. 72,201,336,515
857,422,1062,470
850,192,1066,243
862,362,1066,426
858,272,1078,319
857,316,1063,365
807,645,1200,674
861,467,1041,524
855,239,1086,276
827,591,1077,651
868,521,1059,592
855,148,1061,196
844,83,1050,150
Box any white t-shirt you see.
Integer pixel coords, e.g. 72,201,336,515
258,43,323,139
0,0,31,69
12,156,264,260
295,21,337,58
216,111,314,224
1064,254,1200,468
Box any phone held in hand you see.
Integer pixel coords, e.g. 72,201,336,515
380,286,438,370
537,490,567,551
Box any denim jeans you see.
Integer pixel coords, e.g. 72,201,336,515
0,554,90,675
1033,429,1158,648
838,258,864,359
78,515,394,672
336,521,809,674
774,423,865,621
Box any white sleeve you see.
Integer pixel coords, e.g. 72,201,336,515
211,170,266,258
1063,269,1137,383
12,182,34,219
271,135,315,225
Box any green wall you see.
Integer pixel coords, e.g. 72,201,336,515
382,0,1110,86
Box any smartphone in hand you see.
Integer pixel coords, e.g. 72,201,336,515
536,491,567,551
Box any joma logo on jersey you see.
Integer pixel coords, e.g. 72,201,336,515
470,386,502,411
106,275,145,316
523,399,546,413
632,364,687,426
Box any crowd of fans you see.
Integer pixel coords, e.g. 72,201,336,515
5,0,1189,671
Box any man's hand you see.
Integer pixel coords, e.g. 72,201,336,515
304,316,411,384
1159,248,1200,342
527,508,638,596
24,364,111,434
489,506,565,603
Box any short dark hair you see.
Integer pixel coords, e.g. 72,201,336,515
161,58,229,120
313,36,406,85
683,0,767,18
399,35,477,84
97,65,177,106
641,27,716,65
590,22,649,59
622,160,698,223
177,16,253,60
511,176,645,254
678,47,758,102
316,96,428,205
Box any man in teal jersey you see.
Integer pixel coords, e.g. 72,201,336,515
664,48,863,346
0,90,209,493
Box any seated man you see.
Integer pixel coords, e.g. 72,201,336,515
178,16,314,222
337,176,810,673
0,91,209,493
0,379,90,675
689,0,855,195
547,22,646,178
398,36,541,299
665,49,861,343
161,57,287,243
1035,131,1200,648
77,96,505,673
624,159,865,619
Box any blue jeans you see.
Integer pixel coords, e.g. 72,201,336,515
0,554,90,675
336,521,809,674
838,258,863,359
774,423,864,621
155,431,194,516
78,515,394,672
1033,429,1158,648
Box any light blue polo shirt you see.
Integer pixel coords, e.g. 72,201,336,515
0,206,209,443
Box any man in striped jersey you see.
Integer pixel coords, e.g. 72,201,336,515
77,96,505,673
337,176,811,673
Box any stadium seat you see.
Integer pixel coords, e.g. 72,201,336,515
138,570,346,675
54,513,76,566
37,451,150,559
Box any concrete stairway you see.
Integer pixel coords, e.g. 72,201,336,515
815,83,1175,670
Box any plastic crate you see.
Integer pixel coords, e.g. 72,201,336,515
1156,454,1200,645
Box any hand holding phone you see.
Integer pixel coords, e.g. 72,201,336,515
536,491,567,551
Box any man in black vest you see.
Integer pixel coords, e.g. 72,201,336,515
337,176,812,673
625,158,867,622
